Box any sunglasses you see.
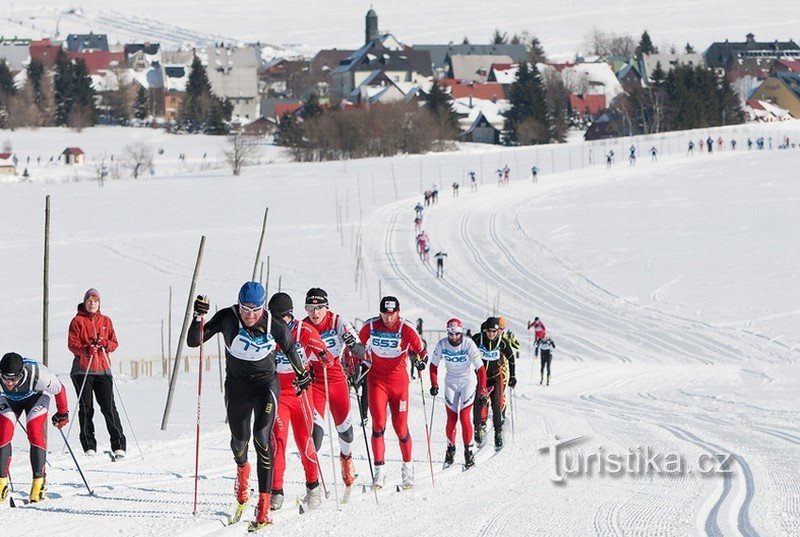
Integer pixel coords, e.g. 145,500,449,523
305,305,327,312
1,372,22,382
486,329,499,334
239,303,264,314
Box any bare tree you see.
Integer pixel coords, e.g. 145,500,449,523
93,151,111,186
584,28,636,57
124,142,154,179
224,134,260,176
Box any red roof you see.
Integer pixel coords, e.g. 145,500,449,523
438,79,506,101
774,59,800,73
63,147,85,155
0,153,12,160
569,94,606,116
549,62,577,73
274,102,303,118
490,63,514,71
68,50,126,73
30,39,62,67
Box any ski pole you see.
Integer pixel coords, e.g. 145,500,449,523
417,374,435,489
103,348,143,459
429,393,437,440
58,427,94,495
299,390,330,499
322,367,341,508
192,318,204,515
63,353,94,453
353,381,379,505
509,385,516,444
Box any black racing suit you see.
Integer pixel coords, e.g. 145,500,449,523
536,337,556,378
188,306,305,493
471,332,515,434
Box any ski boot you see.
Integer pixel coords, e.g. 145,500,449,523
475,422,487,447
235,462,251,504
494,430,504,451
301,482,322,510
340,453,356,487
444,444,456,467
539,374,543,385
400,462,414,489
464,446,475,469
247,493,271,532
372,463,385,489
270,489,284,510
29,476,46,503
0,476,8,502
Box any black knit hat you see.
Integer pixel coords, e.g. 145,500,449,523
268,292,294,316
0,352,24,380
483,317,500,331
380,296,400,313
305,287,329,306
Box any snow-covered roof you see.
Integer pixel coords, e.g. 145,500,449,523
451,96,509,130
490,63,518,84
559,61,624,103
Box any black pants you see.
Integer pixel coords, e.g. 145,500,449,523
71,374,126,453
474,373,505,434
225,375,279,493
436,260,444,277
540,351,552,377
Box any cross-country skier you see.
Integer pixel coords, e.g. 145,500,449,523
472,318,515,450
434,250,448,278
429,319,487,469
531,165,539,183
0,352,69,503
358,296,427,489
536,336,556,385
188,282,310,530
414,202,424,219
268,292,333,511
300,288,362,493
527,317,547,342
469,170,477,192
416,231,430,262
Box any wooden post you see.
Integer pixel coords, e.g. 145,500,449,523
42,195,50,366
168,286,173,378
252,207,269,281
259,261,265,287
161,319,166,377
378,279,382,302
278,275,282,293
265,255,271,295
161,235,206,431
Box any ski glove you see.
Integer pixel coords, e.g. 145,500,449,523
413,355,427,371
193,295,210,317
294,371,312,395
318,350,334,367
478,387,490,405
51,412,69,429
508,377,517,389
91,337,108,350
429,386,439,397
343,333,366,360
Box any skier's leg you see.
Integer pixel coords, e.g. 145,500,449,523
226,379,253,466
0,396,17,478
93,375,126,452
460,405,473,447
252,376,279,493
444,406,457,446
388,378,412,463
368,378,389,465
491,377,504,433
24,394,49,478
271,393,291,492
327,373,354,456
310,380,326,451
289,394,318,485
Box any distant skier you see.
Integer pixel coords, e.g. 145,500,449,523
434,250,448,278
414,215,423,234
527,317,547,342
469,170,477,192
188,282,311,530
503,165,510,185
629,145,636,166
530,165,539,183
431,184,439,204
0,352,69,503
452,181,459,197
358,297,427,489
414,202,424,219
536,336,557,386
706,136,713,153
472,317,515,450
650,146,658,162
416,231,430,262
429,318,488,469
688,140,695,155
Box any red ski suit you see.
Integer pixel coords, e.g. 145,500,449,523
359,316,426,464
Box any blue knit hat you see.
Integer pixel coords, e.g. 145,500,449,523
238,281,266,307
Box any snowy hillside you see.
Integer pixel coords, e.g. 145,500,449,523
0,122,799,536
3,1,800,56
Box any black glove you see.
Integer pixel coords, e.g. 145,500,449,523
193,295,210,317
430,386,439,397
413,355,427,371
294,370,312,394
51,412,69,429
343,333,366,360
509,377,517,389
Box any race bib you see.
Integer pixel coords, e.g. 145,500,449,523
228,328,276,362
369,330,403,358
479,347,501,361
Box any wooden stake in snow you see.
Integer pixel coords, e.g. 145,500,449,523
251,207,269,281
42,195,50,367
161,235,206,431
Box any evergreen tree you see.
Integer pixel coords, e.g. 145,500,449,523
650,61,667,87
685,43,695,54
510,34,521,45
275,112,304,147
717,76,744,125
181,56,215,130
70,57,98,126
462,36,470,45
492,29,508,45
26,59,44,105
527,36,547,64
54,49,74,126
0,61,15,95
205,100,229,135
636,31,656,55
503,62,552,145
423,81,460,138
303,92,324,119
134,86,149,120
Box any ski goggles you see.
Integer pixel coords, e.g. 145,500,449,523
1,371,22,381
305,304,327,312
238,303,264,314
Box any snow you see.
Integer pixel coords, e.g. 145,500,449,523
0,120,799,535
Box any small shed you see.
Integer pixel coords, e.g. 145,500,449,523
62,147,85,165
0,153,16,175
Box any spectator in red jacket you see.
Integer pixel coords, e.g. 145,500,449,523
67,288,126,458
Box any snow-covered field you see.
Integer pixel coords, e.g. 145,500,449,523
4,1,800,56
1,123,799,536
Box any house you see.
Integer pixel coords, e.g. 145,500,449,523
163,92,183,122
62,147,85,164
0,153,16,175
0,38,31,70
259,57,310,98
704,33,800,80
744,99,792,122
414,44,528,76
66,33,109,52
199,46,260,121
772,59,800,74
637,52,704,84
330,38,432,101
125,43,161,71
556,61,624,104
487,63,518,85
461,112,501,144
273,101,304,119
584,109,629,140
451,96,508,135
616,63,643,92
748,71,800,117
68,50,126,73
569,94,606,119
449,55,514,83
241,116,273,135
29,39,62,67
310,49,356,80
438,79,505,101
